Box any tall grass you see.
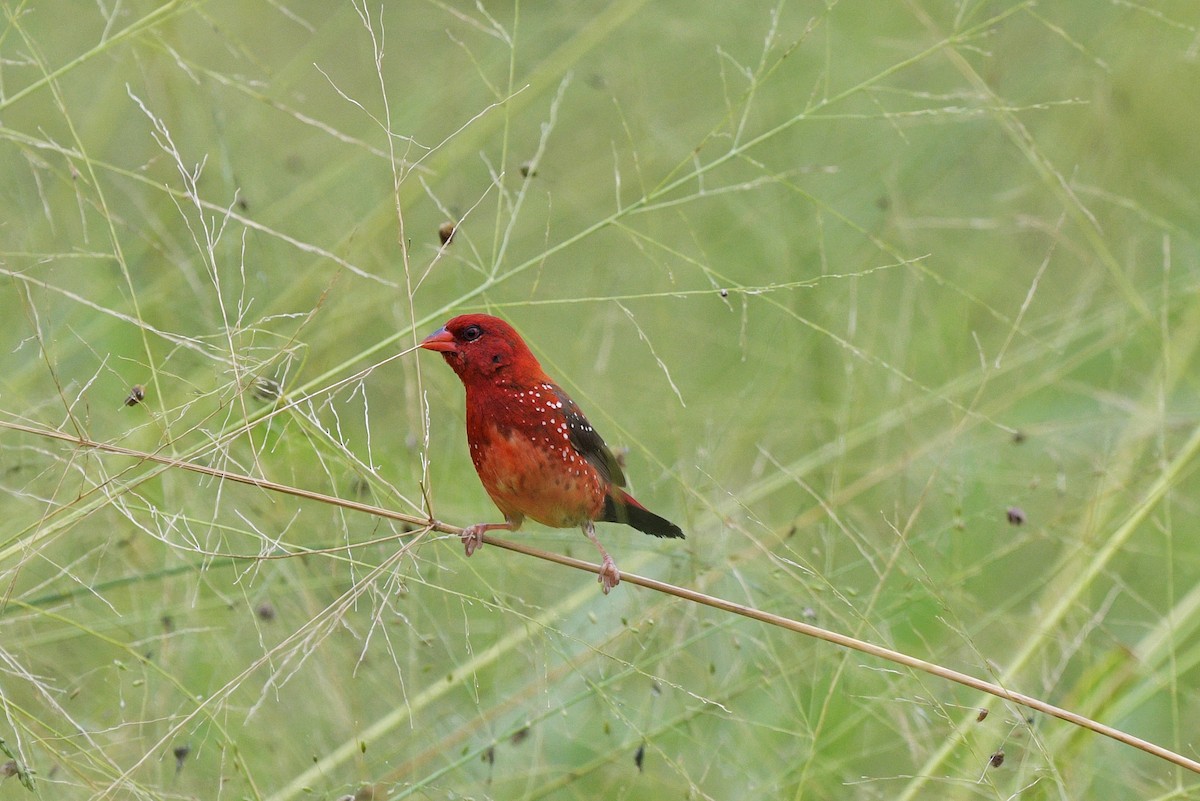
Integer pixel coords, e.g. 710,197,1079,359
3,2,1200,799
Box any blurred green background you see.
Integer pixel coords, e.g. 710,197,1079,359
3,1,1200,798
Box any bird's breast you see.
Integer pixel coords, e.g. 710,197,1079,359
467,409,607,529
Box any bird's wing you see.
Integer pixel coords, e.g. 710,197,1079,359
551,385,627,488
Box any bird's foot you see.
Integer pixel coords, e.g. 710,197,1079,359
598,555,621,594
461,524,487,557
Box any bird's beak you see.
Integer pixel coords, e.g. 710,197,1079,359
419,328,457,353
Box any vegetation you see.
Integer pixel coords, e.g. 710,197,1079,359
3,1,1200,798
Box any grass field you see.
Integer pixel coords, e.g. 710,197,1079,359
4,1,1200,798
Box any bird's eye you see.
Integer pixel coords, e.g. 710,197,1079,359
462,325,482,342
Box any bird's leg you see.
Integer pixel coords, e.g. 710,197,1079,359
460,519,517,557
582,520,620,594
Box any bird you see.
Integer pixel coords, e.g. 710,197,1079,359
419,313,684,593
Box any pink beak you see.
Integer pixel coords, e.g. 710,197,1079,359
419,328,457,353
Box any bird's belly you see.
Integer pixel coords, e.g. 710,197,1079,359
471,428,606,528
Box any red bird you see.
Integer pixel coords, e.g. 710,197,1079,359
420,314,684,593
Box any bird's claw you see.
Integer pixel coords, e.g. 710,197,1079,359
598,555,621,594
461,524,486,557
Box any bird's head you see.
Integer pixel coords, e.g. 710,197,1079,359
419,314,543,385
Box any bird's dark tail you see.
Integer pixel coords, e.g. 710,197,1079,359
601,490,685,539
